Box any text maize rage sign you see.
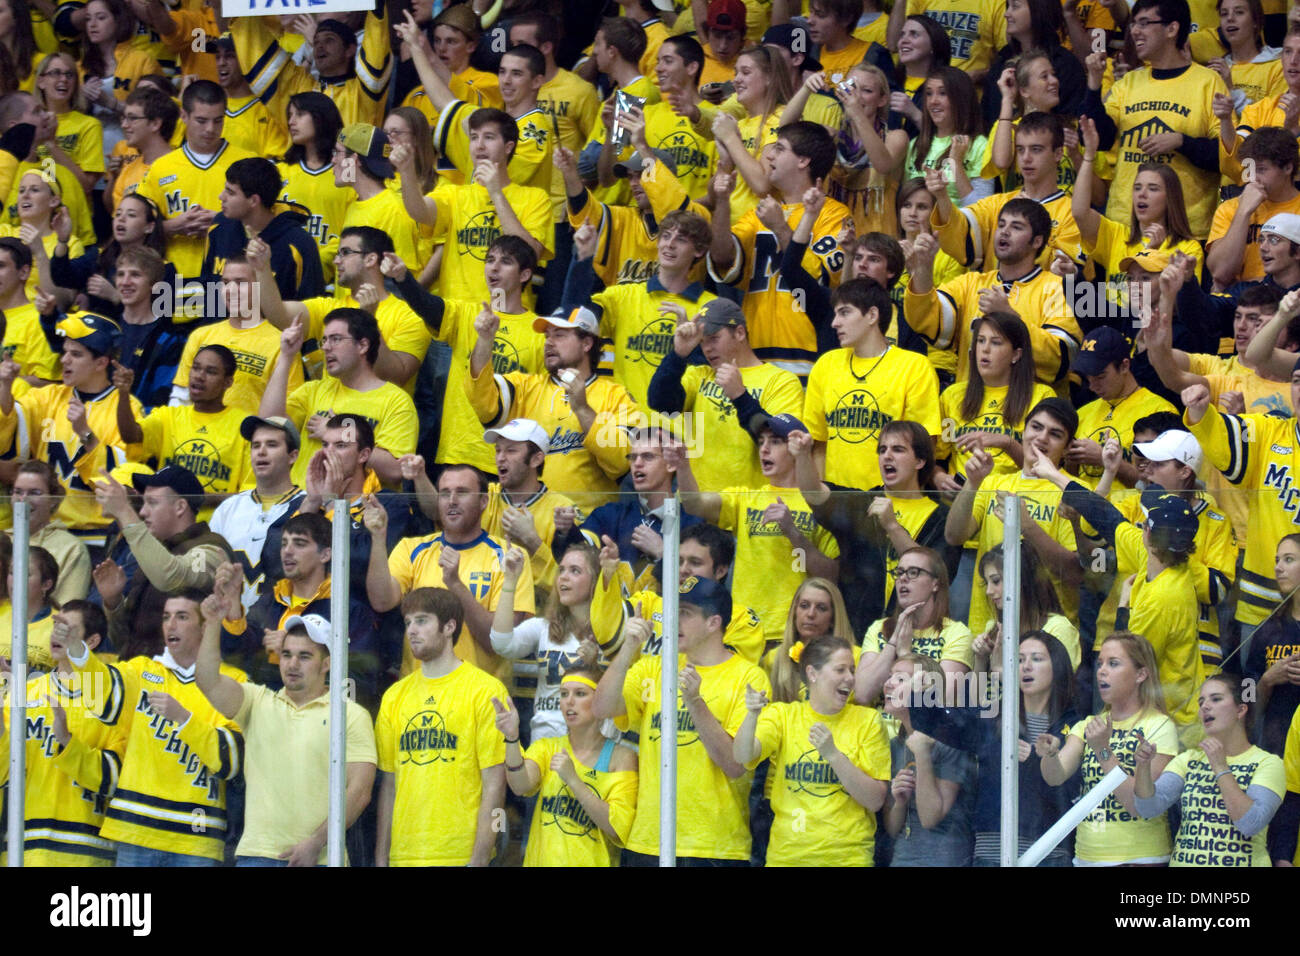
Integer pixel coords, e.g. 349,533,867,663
220,0,375,17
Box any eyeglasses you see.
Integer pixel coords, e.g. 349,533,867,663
321,334,354,347
335,248,363,259
1130,17,1169,28
42,69,77,80
889,566,937,580
122,112,147,123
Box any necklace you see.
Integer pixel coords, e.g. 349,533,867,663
848,345,890,382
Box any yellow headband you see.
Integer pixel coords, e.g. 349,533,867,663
789,641,805,664
562,674,600,691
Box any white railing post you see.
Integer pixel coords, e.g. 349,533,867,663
1000,498,1021,867
327,497,350,867
659,498,680,867
6,500,28,867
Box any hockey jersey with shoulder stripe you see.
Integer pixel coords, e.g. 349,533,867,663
70,651,246,861
0,670,125,866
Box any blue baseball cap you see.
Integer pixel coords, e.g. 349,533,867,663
1140,486,1198,553
678,576,732,622
1073,326,1131,378
761,413,809,438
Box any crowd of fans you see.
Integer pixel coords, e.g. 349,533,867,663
0,0,1297,868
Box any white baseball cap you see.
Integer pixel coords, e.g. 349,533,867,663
533,306,600,336
283,613,332,649
1133,430,1203,472
1262,213,1300,246
484,418,551,454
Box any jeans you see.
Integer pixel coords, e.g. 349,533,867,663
621,849,749,867
115,843,217,867
236,856,289,867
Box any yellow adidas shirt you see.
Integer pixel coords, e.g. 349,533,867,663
935,189,1081,271
520,735,638,867
285,377,418,486
54,110,104,176
138,403,254,517
1,302,60,382
224,95,290,160
620,651,769,860
593,278,716,409
301,293,431,393
751,699,891,867
340,187,425,273
1208,192,1300,283
375,662,508,867
1074,387,1177,483
938,380,1056,479
717,486,841,644
679,362,805,492
429,181,554,305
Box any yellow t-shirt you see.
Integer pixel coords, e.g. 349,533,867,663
520,735,638,867
435,300,545,472
1164,744,1286,867
642,100,717,204
751,699,891,866
1069,707,1180,865
138,404,254,517
1102,64,1229,238
300,293,431,393
536,68,600,155
717,486,841,643
907,0,1008,74
54,110,104,176
1083,214,1205,306
679,361,805,492
1190,352,1293,417
0,607,55,669
592,278,716,409
429,180,555,305
4,159,94,248
937,380,1056,479
174,319,306,414
375,663,509,867
1208,191,1300,283
803,345,942,490
385,531,537,686
0,229,87,300
863,616,975,670
1,301,60,381
967,472,1085,635
1073,387,1177,483
728,111,781,224
620,651,770,859
1114,522,1207,731
340,187,425,272
285,377,418,486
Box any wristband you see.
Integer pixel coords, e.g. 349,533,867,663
1215,769,1234,782
1097,747,1113,763
505,762,524,772
503,736,519,745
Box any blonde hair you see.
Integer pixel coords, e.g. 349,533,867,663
769,577,854,702
1098,631,1168,716
34,52,85,112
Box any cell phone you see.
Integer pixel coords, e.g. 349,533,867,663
2,346,16,361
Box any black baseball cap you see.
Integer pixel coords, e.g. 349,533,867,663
1073,326,1131,378
132,464,204,502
